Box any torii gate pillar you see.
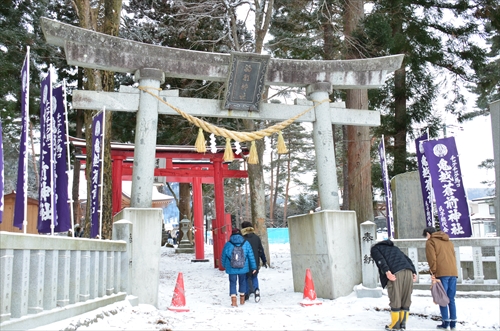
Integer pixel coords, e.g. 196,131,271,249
308,82,340,210
192,176,208,262
112,156,125,215
131,69,165,207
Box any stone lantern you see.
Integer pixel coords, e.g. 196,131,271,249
175,216,195,254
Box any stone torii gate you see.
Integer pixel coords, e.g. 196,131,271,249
41,17,403,305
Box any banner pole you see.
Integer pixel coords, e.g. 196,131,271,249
22,46,30,234
425,128,435,227
49,64,55,236
63,80,75,236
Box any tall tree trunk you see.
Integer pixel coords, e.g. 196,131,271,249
391,3,407,175
346,96,374,225
283,146,291,224
393,66,407,175
179,183,192,220
272,153,281,225
242,0,274,265
343,0,374,227
99,0,121,239
242,120,269,263
72,67,84,227
341,125,349,210
269,149,274,223
74,0,122,239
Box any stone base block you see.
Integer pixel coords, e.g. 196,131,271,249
354,284,383,298
126,295,139,307
0,313,11,324
288,210,361,300
114,208,163,307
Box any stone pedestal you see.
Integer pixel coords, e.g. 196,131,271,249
356,221,382,298
113,208,162,307
288,210,361,299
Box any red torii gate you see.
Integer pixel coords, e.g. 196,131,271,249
70,137,248,269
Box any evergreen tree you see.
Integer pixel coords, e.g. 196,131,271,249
288,192,318,216
265,122,316,225
471,0,500,115
362,0,488,176
0,1,77,199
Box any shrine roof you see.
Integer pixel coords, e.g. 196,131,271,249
69,136,248,159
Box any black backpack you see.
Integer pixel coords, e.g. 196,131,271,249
230,240,246,268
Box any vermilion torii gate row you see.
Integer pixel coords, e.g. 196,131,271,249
70,137,247,265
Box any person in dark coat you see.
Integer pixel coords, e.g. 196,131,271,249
241,221,268,301
221,228,257,307
74,224,83,238
371,239,417,331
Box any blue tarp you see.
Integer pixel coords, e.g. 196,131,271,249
267,228,289,244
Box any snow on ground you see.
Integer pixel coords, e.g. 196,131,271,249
37,243,500,331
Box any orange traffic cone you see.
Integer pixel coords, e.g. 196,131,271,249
300,268,322,307
168,272,190,312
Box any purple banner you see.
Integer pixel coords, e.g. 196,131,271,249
0,119,4,224
37,71,56,234
52,85,71,232
422,137,472,237
13,53,30,230
90,111,104,238
415,133,434,227
378,139,395,239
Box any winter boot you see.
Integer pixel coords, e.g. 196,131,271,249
436,321,450,329
399,309,409,330
450,320,457,330
240,294,245,305
254,288,261,303
231,295,237,307
385,310,401,331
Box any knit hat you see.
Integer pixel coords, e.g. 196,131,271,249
241,221,253,229
231,228,241,235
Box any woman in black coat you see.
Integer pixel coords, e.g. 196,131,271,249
240,221,267,302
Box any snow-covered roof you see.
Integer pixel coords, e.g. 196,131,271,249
77,171,174,203
121,181,174,202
